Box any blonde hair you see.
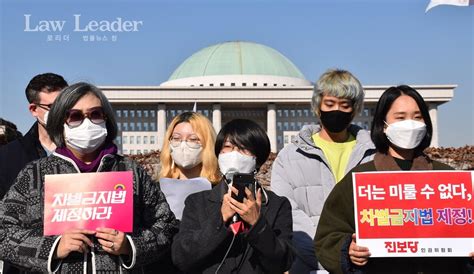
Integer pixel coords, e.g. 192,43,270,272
159,112,221,184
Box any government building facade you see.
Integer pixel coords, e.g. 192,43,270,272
101,41,455,154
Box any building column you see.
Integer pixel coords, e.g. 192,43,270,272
212,103,222,133
157,103,166,150
429,103,439,147
267,103,277,153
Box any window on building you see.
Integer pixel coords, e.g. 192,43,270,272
150,136,155,144
210,83,214,87
123,136,128,144
130,136,135,144
242,83,247,86
115,136,121,145
144,110,149,118
284,122,289,131
116,122,121,131
291,110,296,117
137,136,141,144
137,149,141,154
130,122,135,131
144,123,149,131
143,136,148,144
284,110,289,118
363,108,369,117
151,110,156,118
137,110,142,118
123,123,128,131
144,149,148,154
123,110,128,118
116,110,121,118
263,83,268,86
253,83,257,86
150,123,156,131
130,110,135,118
220,83,224,87
130,149,134,155
231,83,235,86
137,123,142,131
123,149,128,154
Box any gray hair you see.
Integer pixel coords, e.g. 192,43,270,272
46,82,118,148
311,69,365,117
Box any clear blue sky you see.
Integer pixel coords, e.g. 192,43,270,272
1,0,472,147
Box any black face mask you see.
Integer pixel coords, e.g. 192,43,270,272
319,110,353,133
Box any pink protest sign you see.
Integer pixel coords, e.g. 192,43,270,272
44,171,133,236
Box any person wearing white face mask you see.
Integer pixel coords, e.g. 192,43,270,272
151,112,220,273
0,73,68,201
0,82,179,273
0,73,68,274
315,85,473,274
172,119,295,274
159,112,220,184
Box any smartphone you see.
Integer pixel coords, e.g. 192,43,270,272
231,173,255,203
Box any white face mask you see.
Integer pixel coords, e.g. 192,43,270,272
218,151,256,178
170,142,203,169
38,111,49,126
385,119,427,149
64,118,108,154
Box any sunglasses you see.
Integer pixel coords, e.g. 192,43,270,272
66,107,106,127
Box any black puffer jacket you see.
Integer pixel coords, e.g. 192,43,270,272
0,123,46,199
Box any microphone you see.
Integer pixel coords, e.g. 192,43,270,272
224,169,241,224
224,169,239,182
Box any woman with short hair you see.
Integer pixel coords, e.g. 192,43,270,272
172,119,294,273
0,82,179,273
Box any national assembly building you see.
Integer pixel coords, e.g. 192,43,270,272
100,41,455,154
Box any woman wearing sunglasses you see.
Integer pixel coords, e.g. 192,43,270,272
0,82,179,273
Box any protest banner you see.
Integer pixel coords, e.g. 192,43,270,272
353,171,473,257
44,171,133,235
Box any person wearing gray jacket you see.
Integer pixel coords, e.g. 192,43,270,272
271,69,376,274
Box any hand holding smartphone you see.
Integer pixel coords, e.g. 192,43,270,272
231,173,255,203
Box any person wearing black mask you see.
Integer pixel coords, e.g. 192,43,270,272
271,69,376,273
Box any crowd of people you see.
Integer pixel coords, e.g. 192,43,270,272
0,71,472,274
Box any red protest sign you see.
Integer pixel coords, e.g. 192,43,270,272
44,171,134,236
353,171,473,257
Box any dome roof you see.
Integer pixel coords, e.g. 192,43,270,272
167,41,307,82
